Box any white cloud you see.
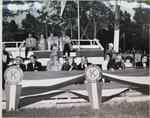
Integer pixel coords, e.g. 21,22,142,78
6,2,43,11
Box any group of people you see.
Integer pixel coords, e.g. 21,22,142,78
2,41,92,89
102,43,149,71
23,32,72,59
2,40,149,89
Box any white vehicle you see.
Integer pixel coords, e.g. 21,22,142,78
4,39,104,66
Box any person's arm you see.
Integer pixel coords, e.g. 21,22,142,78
46,61,51,71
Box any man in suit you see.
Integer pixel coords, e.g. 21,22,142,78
78,56,92,70
27,55,43,71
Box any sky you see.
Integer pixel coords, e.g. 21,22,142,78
3,1,150,27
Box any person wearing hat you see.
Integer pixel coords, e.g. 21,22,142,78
105,43,116,58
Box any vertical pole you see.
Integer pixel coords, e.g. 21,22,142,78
113,0,120,52
78,0,80,50
46,17,48,39
5,83,22,111
85,80,102,109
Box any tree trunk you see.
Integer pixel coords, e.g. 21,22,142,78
93,17,97,39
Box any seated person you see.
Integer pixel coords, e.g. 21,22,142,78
124,56,133,68
12,56,26,71
62,56,78,71
102,55,110,70
46,54,62,71
136,55,149,68
107,54,124,70
60,31,72,56
78,56,92,70
37,34,48,50
27,55,43,71
24,33,37,59
47,33,59,51
50,43,59,51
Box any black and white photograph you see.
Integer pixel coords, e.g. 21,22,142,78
1,0,150,117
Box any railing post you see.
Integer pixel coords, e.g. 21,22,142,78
85,65,102,109
5,83,22,111
4,66,23,111
85,80,102,109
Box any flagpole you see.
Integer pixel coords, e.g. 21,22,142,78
78,0,80,50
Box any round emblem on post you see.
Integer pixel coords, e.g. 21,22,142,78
85,65,102,82
4,66,23,85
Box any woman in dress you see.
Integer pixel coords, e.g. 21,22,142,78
47,33,59,51
37,34,47,50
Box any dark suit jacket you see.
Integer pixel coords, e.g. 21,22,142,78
62,62,78,71
107,59,124,70
78,62,91,70
12,64,26,71
136,61,149,69
27,61,43,71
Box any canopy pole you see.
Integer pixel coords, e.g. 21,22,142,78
78,0,80,50
113,0,120,52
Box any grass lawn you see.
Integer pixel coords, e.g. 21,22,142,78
2,101,149,118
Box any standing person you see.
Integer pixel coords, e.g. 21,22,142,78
27,55,43,71
13,56,26,71
78,56,92,70
23,33,37,59
60,31,72,56
2,43,11,89
105,43,116,58
37,34,48,50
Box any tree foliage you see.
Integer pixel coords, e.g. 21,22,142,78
2,1,150,52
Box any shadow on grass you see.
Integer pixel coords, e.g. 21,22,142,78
69,88,130,103
18,91,65,108
19,88,129,108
